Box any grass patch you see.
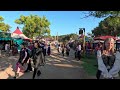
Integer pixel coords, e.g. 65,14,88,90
81,54,97,76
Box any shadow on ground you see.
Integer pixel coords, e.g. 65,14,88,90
7,51,94,79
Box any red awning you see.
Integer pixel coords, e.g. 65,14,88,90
13,27,23,34
94,36,116,40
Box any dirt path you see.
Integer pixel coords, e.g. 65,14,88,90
0,46,96,79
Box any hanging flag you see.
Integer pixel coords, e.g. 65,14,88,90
79,34,84,38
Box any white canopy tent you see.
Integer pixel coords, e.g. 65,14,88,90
11,27,32,40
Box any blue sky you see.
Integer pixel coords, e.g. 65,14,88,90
0,11,104,36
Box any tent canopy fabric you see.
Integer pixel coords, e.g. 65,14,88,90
11,27,32,41
0,37,12,41
0,31,12,41
94,36,116,40
93,40,104,43
13,27,23,34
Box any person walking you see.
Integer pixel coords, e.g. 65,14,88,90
31,42,45,79
24,45,33,73
13,43,29,79
77,43,81,60
61,44,65,57
66,44,70,56
47,44,51,56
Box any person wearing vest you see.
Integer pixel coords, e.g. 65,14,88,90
14,43,28,79
97,38,120,79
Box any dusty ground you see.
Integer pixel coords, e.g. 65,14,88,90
0,47,96,79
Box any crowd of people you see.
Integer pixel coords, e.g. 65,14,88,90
55,37,120,79
13,40,52,79
54,41,85,61
0,42,19,57
1,37,120,79
0,40,51,79
54,42,71,57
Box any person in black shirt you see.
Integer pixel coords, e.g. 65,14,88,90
47,44,51,56
24,47,33,73
14,43,28,79
31,42,45,79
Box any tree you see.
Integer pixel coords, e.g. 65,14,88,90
0,16,11,32
88,11,120,18
92,16,120,36
58,33,78,42
15,15,51,38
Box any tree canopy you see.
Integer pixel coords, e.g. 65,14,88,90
58,33,78,42
92,16,120,36
89,11,120,18
0,16,11,32
15,15,51,38
86,11,120,36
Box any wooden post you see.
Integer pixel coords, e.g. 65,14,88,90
83,29,85,55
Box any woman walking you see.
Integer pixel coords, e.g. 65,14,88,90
14,43,29,79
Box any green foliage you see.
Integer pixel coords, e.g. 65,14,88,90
58,33,78,42
15,15,51,38
0,16,4,22
92,16,120,36
89,11,120,18
0,16,11,32
85,11,120,36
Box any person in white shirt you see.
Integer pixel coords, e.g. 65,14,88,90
66,44,70,56
78,44,81,51
97,38,120,79
5,43,8,51
77,43,81,60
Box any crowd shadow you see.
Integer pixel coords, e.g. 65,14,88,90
1,47,94,79
7,63,87,79
6,51,85,79
0,55,18,72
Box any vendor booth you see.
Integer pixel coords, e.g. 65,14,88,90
11,27,32,50
0,30,13,50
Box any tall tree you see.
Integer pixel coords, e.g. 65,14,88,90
84,11,120,36
15,15,51,38
92,16,120,36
